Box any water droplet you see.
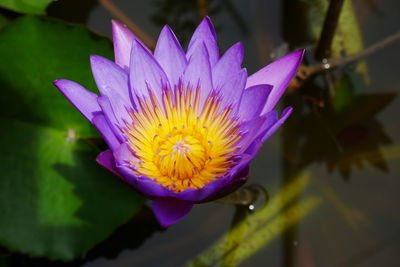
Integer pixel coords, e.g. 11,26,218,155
321,58,331,70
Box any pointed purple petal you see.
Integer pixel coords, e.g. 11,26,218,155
112,20,150,70
243,139,263,158
219,68,247,110
111,142,245,202
186,16,219,66
239,110,279,155
212,42,243,90
256,110,278,136
96,149,120,177
92,114,121,150
97,96,126,142
113,142,134,166
154,25,188,87
97,95,131,127
261,107,293,142
152,197,193,227
197,165,250,202
176,160,250,202
182,43,213,109
119,169,173,198
90,55,131,107
246,50,304,114
236,116,267,153
112,143,174,197
130,40,170,104
54,79,100,122
237,84,272,121
212,43,245,109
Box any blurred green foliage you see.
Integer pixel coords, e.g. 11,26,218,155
0,16,144,260
0,0,53,15
0,14,7,28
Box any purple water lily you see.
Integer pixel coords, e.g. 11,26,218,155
54,17,303,227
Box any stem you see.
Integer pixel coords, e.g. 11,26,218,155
290,30,400,89
328,31,400,69
315,0,345,60
98,0,155,50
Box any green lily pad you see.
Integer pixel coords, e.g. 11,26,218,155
0,0,53,14
0,14,8,29
0,16,145,260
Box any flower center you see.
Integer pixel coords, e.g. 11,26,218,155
124,87,241,192
155,134,206,180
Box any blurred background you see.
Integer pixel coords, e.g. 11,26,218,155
0,0,400,266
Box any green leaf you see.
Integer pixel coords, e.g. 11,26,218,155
0,14,8,29
0,16,145,260
0,0,53,15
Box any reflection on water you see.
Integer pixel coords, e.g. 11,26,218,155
187,173,321,267
283,72,395,179
3,0,400,266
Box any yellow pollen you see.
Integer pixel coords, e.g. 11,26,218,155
124,87,241,192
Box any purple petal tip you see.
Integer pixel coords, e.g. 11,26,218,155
152,198,193,227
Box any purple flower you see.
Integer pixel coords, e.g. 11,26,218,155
54,17,304,227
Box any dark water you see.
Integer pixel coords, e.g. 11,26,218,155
9,0,400,266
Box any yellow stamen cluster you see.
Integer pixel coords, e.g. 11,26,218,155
124,87,241,192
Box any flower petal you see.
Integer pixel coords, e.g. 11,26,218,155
246,50,304,114
96,149,121,177
97,96,127,142
186,16,219,66
112,20,150,70
115,158,248,203
112,143,248,203
98,95,131,126
113,142,134,165
212,43,246,109
198,165,250,202
113,143,174,197
182,43,213,110
237,84,272,121
219,68,247,110
92,114,121,150
154,25,188,87
176,163,250,203
261,106,293,142
152,197,193,227
130,40,170,105
238,110,279,155
256,110,278,136
90,55,131,107
243,139,263,158
236,116,267,153
53,79,100,122
212,42,243,90
122,172,173,198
